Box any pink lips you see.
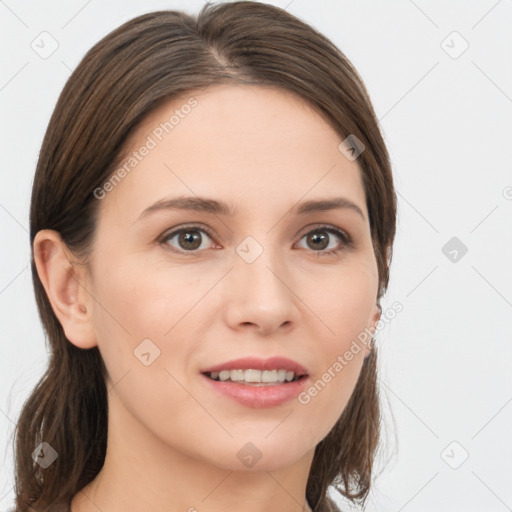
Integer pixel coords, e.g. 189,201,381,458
201,356,308,375
200,356,309,409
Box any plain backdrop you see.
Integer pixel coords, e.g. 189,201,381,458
1,1,511,511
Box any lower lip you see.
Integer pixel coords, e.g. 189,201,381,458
201,374,309,408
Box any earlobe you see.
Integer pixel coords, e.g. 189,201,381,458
364,302,382,358
372,303,382,325
33,229,97,349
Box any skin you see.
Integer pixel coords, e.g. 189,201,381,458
34,84,381,512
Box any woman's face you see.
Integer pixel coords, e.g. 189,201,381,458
81,84,381,471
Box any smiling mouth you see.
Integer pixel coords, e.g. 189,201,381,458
203,369,307,385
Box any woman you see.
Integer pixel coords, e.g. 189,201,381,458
12,1,397,511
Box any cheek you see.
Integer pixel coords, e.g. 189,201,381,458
297,340,368,447
309,258,377,343
294,261,376,439
92,255,185,337
88,265,210,433
88,258,179,385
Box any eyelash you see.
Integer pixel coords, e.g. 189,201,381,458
159,223,353,257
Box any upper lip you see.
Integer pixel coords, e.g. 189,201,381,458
201,357,308,376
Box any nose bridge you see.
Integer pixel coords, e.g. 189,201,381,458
235,233,289,299
223,232,299,332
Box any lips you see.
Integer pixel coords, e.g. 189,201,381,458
200,356,308,376
200,356,310,408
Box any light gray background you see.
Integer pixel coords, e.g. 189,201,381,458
1,1,511,511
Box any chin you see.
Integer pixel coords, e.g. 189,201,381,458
203,438,313,473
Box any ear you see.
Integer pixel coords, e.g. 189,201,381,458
33,229,97,349
364,302,382,358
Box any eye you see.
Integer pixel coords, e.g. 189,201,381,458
159,223,352,256
160,225,216,255
296,224,352,257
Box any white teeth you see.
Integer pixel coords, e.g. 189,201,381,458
244,369,262,382
207,369,300,384
261,370,278,383
230,369,245,381
219,370,230,381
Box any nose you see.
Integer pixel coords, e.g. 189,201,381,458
222,245,301,336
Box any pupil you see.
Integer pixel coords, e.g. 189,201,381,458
179,231,201,250
308,232,328,250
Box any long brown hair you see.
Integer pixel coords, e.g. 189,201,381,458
14,2,397,510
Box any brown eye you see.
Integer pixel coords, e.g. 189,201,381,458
305,232,329,251
177,230,203,250
297,225,351,256
161,226,215,254
160,223,352,257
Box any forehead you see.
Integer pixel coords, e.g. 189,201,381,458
98,84,367,223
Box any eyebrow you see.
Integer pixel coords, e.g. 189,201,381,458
138,195,366,221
